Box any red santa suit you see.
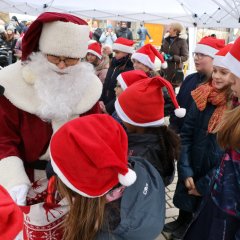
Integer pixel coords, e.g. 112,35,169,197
0,13,103,194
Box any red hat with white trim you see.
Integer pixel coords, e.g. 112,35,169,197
117,70,148,90
50,114,136,198
115,76,186,127
87,42,102,59
194,36,225,58
0,185,23,239
22,12,90,61
112,37,134,54
213,43,233,68
222,37,240,78
131,44,168,69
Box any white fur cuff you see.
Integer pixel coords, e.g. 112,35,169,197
0,156,30,190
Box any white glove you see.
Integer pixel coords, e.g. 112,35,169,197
9,184,29,206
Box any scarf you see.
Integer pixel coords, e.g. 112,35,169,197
191,82,228,133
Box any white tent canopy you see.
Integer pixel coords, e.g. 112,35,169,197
1,0,240,28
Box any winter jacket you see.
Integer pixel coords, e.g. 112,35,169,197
99,32,117,46
116,27,133,40
169,72,206,133
160,33,188,83
97,156,165,240
128,133,175,186
137,27,151,40
95,55,109,84
173,102,224,212
101,56,133,114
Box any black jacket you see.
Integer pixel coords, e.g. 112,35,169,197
116,27,133,40
101,56,133,114
128,133,175,186
173,102,224,212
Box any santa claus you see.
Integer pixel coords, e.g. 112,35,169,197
0,12,102,206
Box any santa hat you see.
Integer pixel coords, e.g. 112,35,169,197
0,185,23,239
112,37,134,54
50,114,136,198
117,70,148,90
194,36,225,58
87,42,102,59
22,12,89,61
115,76,186,127
132,44,167,69
213,43,233,68
222,37,240,78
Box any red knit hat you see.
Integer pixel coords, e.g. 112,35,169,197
87,42,102,59
22,12,89,61
112,37,135,54
213,43,233,68
132,44,167,69
194,36,225,58
115,76,186,127
117,70,148,90
50,114,136,198
222,37,240,78
0,185,23,239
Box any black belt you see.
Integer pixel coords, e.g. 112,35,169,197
24,160,48,170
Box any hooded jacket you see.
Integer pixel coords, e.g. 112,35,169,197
97,156,165,240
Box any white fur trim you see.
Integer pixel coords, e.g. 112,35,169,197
87,49,102,59
112,43,134,54
0,62,102,116
132,52,155,70
213,55,226,68
50,152,110,198
117,74,127,90
222,52,240,78
174,108,186,118
39,21,90,58
194,44,218,58
115,99,165,127
161,61,168,69
118,168,137,186
0,156,30,190
22,65,36,85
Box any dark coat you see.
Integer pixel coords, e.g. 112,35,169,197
160,33,188,83
169,72,206,133
173,102,224,212
97,156,165,240
128,133,175,186
101,56,133,114
116,27,133,40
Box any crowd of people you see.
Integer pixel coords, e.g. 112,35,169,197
0,11,239,240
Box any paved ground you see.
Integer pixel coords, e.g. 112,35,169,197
156,169,179,240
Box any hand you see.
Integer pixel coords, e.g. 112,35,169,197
188,188,201,196
99,101,108,114
184,177,195,190
9,184,29,206
106,32,110,36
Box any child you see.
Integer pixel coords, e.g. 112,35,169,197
100,37,134,114
165,44,233,240
131,43,167,77
184,38,240,240
115,75,185,186
85,42,109,84
50,114,165,240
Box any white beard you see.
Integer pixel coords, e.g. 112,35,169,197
28,52,95,121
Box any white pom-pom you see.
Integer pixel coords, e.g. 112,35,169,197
22,66,36,85
161,61,168,69
174,107,186,118
118,168,137,186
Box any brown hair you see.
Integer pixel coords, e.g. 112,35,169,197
216,105,240,149
57,178,107,240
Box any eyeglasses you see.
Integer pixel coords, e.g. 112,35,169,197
192,52,208,60
47,54,80,66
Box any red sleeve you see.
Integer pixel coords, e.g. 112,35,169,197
80,102,102,116
0,96,21,159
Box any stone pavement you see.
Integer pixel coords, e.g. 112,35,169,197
156,169,179,240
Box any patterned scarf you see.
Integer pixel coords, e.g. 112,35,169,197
191,82,228,133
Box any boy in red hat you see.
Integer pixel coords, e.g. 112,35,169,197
0,12,102,206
